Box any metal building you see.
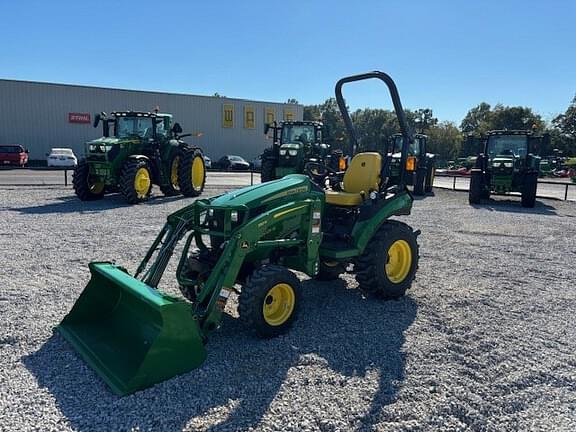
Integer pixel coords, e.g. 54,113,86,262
0,79,303,162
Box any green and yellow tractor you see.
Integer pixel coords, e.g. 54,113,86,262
73,111,206,204
388,133,436,195
469,130,548,207
58,71,421,395
260,120,345,182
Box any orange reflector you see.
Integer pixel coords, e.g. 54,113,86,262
406,156,416,171
339,157,347,170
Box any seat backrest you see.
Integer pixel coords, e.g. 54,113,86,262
342,152,382,194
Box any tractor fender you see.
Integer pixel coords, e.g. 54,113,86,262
126,154,150,163
352,191,413,254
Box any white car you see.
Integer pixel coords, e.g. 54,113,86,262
203,155,212,168
47,148,78,167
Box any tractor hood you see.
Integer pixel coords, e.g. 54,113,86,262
210,174,315,210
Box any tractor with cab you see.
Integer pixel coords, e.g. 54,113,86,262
388,133,436,195
469,129,548,207
73,111,206,204
260,120,345,182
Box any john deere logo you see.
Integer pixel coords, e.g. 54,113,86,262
241,241,249,249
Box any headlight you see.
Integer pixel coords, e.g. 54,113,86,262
279,149,287,156
230,210,238,222
288,150,298,156
504,162,513,168
208,208,214,217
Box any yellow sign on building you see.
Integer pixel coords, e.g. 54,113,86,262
223,104,234,128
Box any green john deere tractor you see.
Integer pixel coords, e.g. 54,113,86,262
388,133,436,195
73,111,206,204
260,120,345,182
469,130,548,207
58,71,421,395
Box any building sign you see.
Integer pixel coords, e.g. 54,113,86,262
68,113,91,123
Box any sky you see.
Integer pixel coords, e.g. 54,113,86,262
1,0,574,124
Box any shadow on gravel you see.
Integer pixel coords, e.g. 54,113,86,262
470,199,557,215
8,193,191,214
23,279,417,431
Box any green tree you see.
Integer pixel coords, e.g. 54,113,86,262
460,102,492,133
553,95,576,137
490,104,543,131
426,122,463,159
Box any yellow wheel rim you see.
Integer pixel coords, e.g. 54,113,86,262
192,156,205,189
262,283,295,326
171,156,180,189
385,240,412,283
134,167,151,198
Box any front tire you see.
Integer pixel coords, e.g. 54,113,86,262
159,152,183,197
355,221,419,299
413,168,426,195
469,169,483,204
119,159,152,204
260,158,276,182
239,265,301,338
521,172,538,208
73,160,105,201
425,164,435,193
179,148,206,197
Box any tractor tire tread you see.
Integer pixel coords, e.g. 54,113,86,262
119,159,151,204
355,220,419,300
73,159,104,201
179,148,206,197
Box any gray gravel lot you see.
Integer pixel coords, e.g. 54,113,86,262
0,184,575,431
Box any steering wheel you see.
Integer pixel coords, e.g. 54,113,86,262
304,161,338,187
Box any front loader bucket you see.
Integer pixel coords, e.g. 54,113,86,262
58,262,207,396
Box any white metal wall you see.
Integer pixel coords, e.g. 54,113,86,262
0,80,303,161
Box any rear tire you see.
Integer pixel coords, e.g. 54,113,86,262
119,159,152,204
469,169,483,204
260,158,275,182
179,148,206,197
355,221,419,299
239,265,301,338
73,159,105,201
521,172,538,208
413,168,426,195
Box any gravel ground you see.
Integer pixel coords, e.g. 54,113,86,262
1,184,575,431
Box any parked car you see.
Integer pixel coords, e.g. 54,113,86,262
0,144,29,167
215,155,250,170
203,155,212,169
47,148,78,167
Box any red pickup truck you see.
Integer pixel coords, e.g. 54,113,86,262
0,145,29,167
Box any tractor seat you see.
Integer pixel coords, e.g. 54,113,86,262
325,152,382,206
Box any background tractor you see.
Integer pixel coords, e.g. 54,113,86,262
73,111,206,204
260,120,345,182
388,133,436,195
58,71,421,395
469,130,548,207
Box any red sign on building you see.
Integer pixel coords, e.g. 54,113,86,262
68,113,91,124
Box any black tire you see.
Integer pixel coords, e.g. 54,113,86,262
261,158,276,182
178,148,206,197
159,151,183,197
73,159,105,201
239,265,301,338
521,172,538,208
315,260,345,281
119,159,152,204
469,169,483,204
413,168,426,195
425,164,435,193
355,221,419,299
